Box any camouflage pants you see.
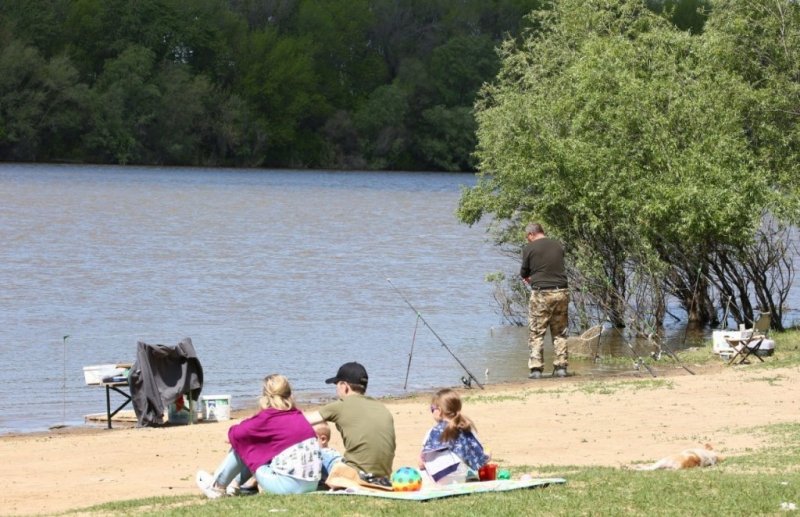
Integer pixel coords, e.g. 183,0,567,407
527,289,569,370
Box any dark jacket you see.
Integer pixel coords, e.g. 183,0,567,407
520,237,568,289
129,337,203,427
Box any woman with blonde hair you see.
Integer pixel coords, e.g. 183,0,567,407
196,374,321,498
419,388,489,484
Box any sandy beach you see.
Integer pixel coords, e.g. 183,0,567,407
2,361,798,515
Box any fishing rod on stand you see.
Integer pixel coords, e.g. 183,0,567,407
594,295,658,378
617,325,658,378
387,278,484,390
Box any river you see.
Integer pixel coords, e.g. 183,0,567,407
0,164,790,434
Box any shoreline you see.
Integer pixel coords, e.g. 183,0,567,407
0,365,680,440
2,361,798,515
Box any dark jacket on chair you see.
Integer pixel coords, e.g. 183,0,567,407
129,337,203,427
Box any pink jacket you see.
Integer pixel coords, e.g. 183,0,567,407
228,407,316,473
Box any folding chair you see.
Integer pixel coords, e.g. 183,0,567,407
725,312,771,365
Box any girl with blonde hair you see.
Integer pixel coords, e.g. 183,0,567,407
196,374,321,498
419,388,489,484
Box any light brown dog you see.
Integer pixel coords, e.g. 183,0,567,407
635,443,724,470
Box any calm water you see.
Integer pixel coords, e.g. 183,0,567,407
1,164,532,434
1,164,790,434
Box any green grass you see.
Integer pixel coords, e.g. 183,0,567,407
590,328,800,371
462,389,548,403
744,374,786,386
61,420,800,516
462,379,672,403
60,332,800,516
575,378,674,394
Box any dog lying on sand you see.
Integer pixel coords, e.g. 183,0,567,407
634,444,724,470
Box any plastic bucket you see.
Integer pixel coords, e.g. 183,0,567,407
201,395,231,421
167,395,200,424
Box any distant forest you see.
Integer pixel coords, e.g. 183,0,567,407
0,0,706,170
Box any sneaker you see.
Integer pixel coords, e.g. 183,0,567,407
196,470,224,499
554,367,567,378
528,369,542,379
239,484,259,496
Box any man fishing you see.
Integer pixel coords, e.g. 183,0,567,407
520,223,570,379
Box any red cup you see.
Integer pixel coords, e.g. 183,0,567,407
478,463,497,481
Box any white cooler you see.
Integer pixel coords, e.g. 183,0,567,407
712,330,752,355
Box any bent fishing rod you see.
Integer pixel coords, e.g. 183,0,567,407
386,278,484,389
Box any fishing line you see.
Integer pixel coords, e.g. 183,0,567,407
386,278,484,389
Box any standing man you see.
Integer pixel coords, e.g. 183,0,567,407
520,223,570,379
304,361,396,481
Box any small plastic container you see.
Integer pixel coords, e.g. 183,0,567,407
201,395,232,421
478,463,498,481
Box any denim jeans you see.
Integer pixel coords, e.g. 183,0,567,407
214,450,318,495
319,447,343,481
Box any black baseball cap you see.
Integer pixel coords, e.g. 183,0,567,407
325,361,368,387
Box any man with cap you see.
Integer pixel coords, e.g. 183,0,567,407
304,361,396,481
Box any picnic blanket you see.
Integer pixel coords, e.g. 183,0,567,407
320,477,566,501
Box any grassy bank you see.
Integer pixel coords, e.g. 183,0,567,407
64,332,800,516
594,328,800,371
72,420,800,516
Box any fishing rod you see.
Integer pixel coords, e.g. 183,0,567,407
647,330,695,375
403,315,420,390
650,264,699,376
584,275,695,375
631,345,658,377
386,278,484,389
592,292,658,378
721,294,732,329
678,266,703,348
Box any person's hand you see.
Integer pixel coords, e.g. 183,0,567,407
418,455,426,470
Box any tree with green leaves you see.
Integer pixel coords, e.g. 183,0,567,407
0,40,89,162
0,0,727,171
458,0,798,332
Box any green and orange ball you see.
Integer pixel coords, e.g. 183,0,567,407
390,466,423,491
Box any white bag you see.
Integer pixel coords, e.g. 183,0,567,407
422,447,468,484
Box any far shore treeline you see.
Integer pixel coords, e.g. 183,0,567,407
0,0,704,170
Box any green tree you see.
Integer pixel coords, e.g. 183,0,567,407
0,40,88,161
297,0,388,108
0,0,71,57
354,82,412,170
64,0,178,79
0,0,566,170
0,41,51,160
414,105,477,171
697,0,800,328
428,35,499,107
458,0,773,329
236,29,324,166
83,46,160,164
148,64,215,165
646,0,710,33
702,0,800,222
